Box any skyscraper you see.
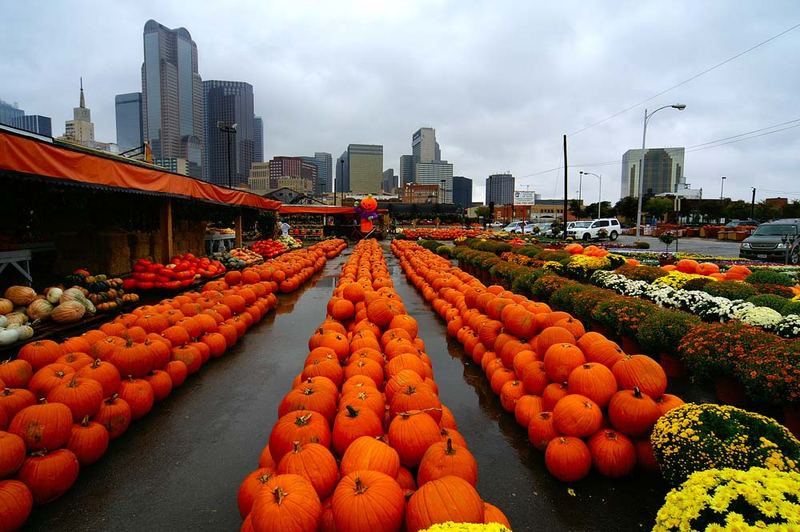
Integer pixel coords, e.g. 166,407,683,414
348,144,383,194
620,148,685,198
399,154,414,186
0,99,52,136
412,127,437,166
382,169,398,193
203,80,255,187
0,99,24,125
415,162,454,203
486,173,515,205
452,176,473,208
142,19,204,177
115,92,143,153
301,152,333,195
336,151,349,193
253,116,264,163
64,79,95,144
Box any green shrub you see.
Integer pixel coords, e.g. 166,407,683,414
436,245,452,258
615,264,669,283
531,275,576,302
636,309,701,355
746,294,790,312
782,300,800,316
570,287,612,323
510,271,545,297
591,296,657,338
746,269,796,287
753,283,795,298
702,280,758,300
633,241,650,249
418,239,442,252
516,245,543,258
536,249,571,262
682,277,714,291
550,285,588,315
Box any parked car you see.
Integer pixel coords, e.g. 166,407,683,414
566,218,621,241
503,221,536,234
739,219,800,263
725,219,760,229
488,221,505,228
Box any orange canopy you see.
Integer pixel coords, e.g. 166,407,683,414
0,129,281,211
279,205,356,214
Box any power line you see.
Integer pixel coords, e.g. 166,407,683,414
519,117,800,180
568,22,800,137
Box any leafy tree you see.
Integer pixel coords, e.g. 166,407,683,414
783,200,800,219
568,199,584,219
584,201,613,219
644,197,673,222
475,206,490,219
723,200,750,220
755,201,781,221
614,196,639,221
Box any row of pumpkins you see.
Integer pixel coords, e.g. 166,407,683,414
392,240,685,481
237,240,512,532
0,240,347,530
0,286,99,346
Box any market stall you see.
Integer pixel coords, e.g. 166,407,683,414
278,204,388,240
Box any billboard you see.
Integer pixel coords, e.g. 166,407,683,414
513,190,536,205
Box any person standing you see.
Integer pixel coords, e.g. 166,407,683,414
280,220,290,237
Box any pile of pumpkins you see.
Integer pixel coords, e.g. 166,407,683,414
392,240,686,482
0,285,101,346
0,239,347,530
237,239,511,532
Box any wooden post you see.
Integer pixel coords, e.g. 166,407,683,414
235,211,243,248
160,198,174,263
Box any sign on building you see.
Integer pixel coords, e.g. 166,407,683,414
513,190,536,205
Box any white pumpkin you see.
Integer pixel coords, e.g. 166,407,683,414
0,315,6,328
16,325,34,341
0,327,20,346
45,287,63,305
60,287,96,314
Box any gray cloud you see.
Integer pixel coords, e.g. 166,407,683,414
2,0,798,204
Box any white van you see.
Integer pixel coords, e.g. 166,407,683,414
566,218,621,241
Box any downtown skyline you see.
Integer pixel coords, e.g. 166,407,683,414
1,1,799,204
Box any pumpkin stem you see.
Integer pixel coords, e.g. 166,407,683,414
105,393,119,404
91,359,102,368
633,386,643,399
295,413,313,426
2,388,11,396
81,415,91,426
345,405,359,418
31,449,48,457
353,476,369,495
405,385,416,395
291,441,302,453
67,376,80,388
258,472,273,484
125,338,134,348
302,387,314,396
272,486,287,505
445,438,455,455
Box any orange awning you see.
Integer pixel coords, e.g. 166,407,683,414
280,205,356,214
0,129,281,211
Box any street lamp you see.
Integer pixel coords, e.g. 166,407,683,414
720,176,727,200
580,171,602,219
635,104,686,237
216,121,238,188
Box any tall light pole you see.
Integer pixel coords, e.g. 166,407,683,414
635,104,686,237
720,176,727,200
580,171,603,219
217,121,238,188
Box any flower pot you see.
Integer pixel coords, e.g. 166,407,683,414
659,352,687,378
589,321,609,337
714,375,747,406
621,335,642,355
783,406,800,439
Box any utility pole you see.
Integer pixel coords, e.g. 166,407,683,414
563,135,568,230
751,188,756,219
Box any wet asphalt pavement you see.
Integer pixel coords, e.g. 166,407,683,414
24,247,674,531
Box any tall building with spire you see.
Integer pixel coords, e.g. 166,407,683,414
141,19,204,178
64,78,95,144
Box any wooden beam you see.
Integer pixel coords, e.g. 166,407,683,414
160,198,174,262
235,211,243,248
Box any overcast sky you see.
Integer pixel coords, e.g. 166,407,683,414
2,1,799,204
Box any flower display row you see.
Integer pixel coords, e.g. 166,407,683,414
591,271,800,338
